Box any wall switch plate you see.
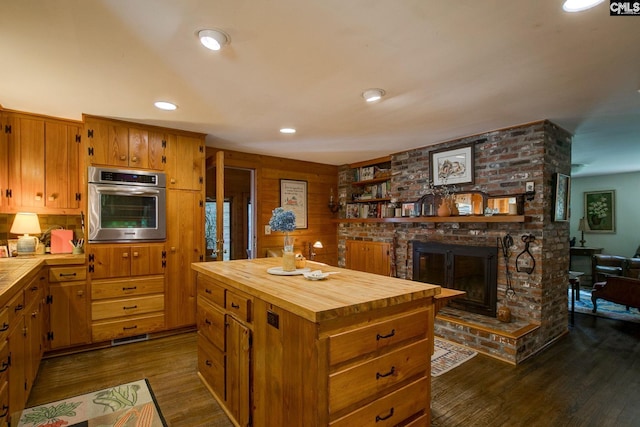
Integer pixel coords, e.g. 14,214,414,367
526,182,535,192
265,225,271,235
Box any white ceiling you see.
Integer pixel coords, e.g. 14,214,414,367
1,0,639,177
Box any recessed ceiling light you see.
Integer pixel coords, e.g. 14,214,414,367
198,29,230,51
562,0,605,12
280,128,296,134
362,88,386,103
154,101,177,111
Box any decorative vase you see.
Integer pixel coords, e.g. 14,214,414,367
282,233,296,271
591,215,602,226
437,200,451,217
449,200,459,216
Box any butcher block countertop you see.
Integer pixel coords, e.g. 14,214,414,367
192,257,441,323
0,254,85,307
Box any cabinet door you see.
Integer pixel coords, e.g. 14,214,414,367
226,316,251,427
8,317,27,415
10,116,45,209
166,135,204,190
0,113,8,210
45,121,82,209
166,190,203,328
130,244,165,276
148,131,166,171
90,245,131,279
346,241,391,276
48,282,90,349
128,127,149,169
345,241,369,273
86,118,129,167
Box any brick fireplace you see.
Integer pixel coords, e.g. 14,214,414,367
337,120,572,364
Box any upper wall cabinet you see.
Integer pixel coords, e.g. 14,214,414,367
165,134,205,191
84,116,166,170
0,111,83,213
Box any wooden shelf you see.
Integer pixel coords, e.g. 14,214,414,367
351,177,391,186
334,215,530,224
350,197,391,204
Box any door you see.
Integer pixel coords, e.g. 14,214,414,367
209,151,256,261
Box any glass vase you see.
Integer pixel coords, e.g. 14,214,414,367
282,233,296,271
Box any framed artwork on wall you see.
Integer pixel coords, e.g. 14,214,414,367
584,190,615,233
280,179,308,229
553,173,571,222
430,143,475,186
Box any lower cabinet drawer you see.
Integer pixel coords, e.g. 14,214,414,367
0,380,8,427
197,332,225,400
329,376,429,427
0,341,8,381
329,339,429,414
197,299,225,351
92,313,165,342
91,276,164,300
0,309,8,342
91,295,165,321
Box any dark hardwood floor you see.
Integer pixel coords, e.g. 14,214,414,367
27,312,640,426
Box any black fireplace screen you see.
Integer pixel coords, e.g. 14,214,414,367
412,241,498,317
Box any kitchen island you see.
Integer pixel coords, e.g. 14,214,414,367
192,257,441,427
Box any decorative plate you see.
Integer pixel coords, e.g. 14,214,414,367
303,270,331,280
267,267,311,276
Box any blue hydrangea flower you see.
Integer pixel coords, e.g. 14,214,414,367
269,207,296,232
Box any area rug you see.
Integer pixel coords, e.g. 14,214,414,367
569,289,640,324
15,379,167,427
431,338,477,377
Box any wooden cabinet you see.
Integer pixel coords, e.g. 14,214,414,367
0,111,83,213
197,275,252,425
194,259,436,427
165,134,204,191
47,266,90,350
166,189,203,329
345,240,391,276
0,307,10,426
88,243,166,341
7,268,46,417
84,117,166,170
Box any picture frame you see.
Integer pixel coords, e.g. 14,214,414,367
584,190,615,233
359,166,375,181
7,239,18,257
402,202,416,217
553,173,571,222
280,179,308,229
0,245,8,258
430,143,475,186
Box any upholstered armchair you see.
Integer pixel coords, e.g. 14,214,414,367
592,255,626,283
592,276,640,313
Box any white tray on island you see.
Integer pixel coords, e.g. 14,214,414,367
267,267,311,276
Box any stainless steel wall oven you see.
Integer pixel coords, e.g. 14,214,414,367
88,167,166,242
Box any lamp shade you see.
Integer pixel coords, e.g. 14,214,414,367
578,217,590,232
10,212,42,235
313,241,324,249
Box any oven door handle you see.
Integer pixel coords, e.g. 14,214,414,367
92,185,162,196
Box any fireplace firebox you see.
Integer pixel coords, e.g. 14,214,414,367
412,241,498,317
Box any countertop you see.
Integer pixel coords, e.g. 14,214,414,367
192,258,441,323
0,254,85,307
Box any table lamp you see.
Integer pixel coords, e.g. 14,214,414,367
578,217,589,247
10,212,42,255
309,240,323,260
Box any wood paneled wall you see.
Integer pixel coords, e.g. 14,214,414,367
206,148,339,266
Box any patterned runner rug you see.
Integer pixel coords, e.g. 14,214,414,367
15,378,167,427
432,338,477,377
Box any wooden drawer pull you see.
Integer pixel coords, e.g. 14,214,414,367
122,252,129,258
123,325,138,331
133,252,139,257
376,366,395,380
123,305,138,310
231,303,240,309
122,286,137,291
376,329,396,341
375,407,394,422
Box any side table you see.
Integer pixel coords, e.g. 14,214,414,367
570,247,603,287
568,271,584,326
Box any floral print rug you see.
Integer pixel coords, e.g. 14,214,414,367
15,379,167,427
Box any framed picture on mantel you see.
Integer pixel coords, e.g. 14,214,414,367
584,190,615,233
430,143,475,186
